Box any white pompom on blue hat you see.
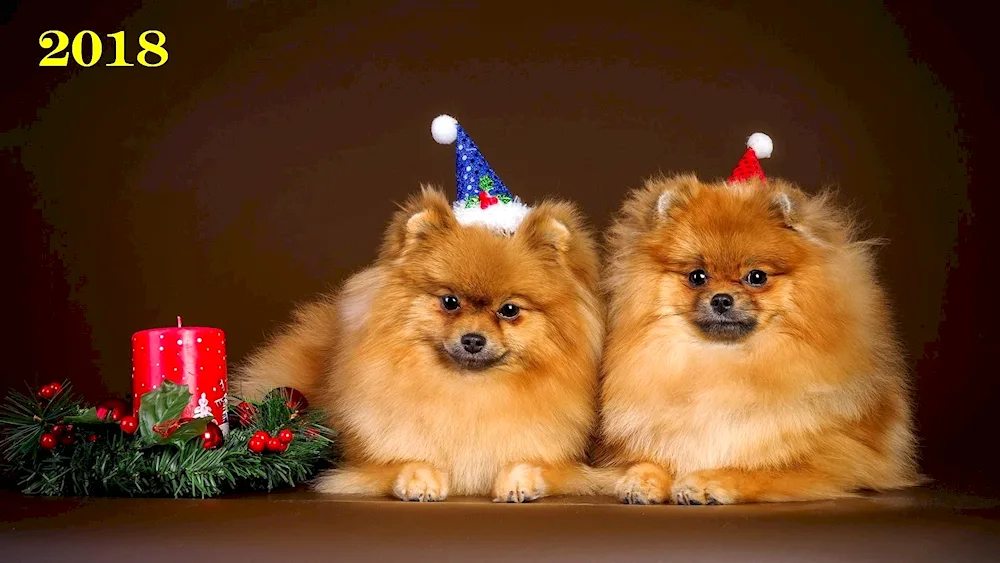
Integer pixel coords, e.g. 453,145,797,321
431,114,531,235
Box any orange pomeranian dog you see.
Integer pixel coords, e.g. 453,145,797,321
234,187,603,502
595,168,921,505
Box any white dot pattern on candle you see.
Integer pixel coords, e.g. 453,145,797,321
159,346,164,351
177,339,183,345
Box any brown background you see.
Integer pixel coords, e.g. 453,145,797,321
1,0,994,490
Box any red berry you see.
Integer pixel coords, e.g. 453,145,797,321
201,422,224,450
51,424,66,436
59,434,74,446
88,435,98,443
252,430,270,442
237,402,257,426
48,382,63,394
38,385,56,400
40,433,57,449
96,397,130,422
266,437,282,452
277,429,294,444
247,437,266,453
276,441,288,453
119,415,139,434
266,387,309,411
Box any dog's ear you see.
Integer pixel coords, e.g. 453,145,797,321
769,181,852,246
645,173,701,224
381,186,456,258
771,185,806,228
515,200,601,289
517,203,573,256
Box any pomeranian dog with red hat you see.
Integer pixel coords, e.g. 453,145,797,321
595,133,921,504
234,115,603,502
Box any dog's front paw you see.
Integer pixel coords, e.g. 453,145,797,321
615,462,672,505
671,470,739,505
493,463,547,503
393,462,449,502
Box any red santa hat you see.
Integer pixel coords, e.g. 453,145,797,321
727,132,773,183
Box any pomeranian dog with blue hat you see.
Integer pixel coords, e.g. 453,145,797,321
234,115,603,502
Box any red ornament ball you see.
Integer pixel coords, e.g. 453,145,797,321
237,401,257,426
266,437,283,452
277,429,294,444
38,385,56,400
39,433,57,449
248,437,266,453
267,387,309,411
252,430,270,442
96,397,130,422
201,422,224,450
119,415,139,434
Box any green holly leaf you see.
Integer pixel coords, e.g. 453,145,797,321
138,380,191,444
159,417,211,446
465,196,479,208
478,176,494,192
497,194,512,204
64,407,107,424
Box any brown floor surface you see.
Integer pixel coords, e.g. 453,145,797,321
2,485,999,562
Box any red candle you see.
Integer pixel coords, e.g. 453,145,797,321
131,316,229,434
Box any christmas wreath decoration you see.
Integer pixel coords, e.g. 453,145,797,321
0,380,337,498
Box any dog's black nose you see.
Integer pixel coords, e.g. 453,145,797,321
461,333,487,354
710,293,734,314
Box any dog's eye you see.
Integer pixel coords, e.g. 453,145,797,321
441,295,461,311
688,269,708,287
745,270,768,287
497,303,520,320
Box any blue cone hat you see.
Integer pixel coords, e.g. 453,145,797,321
431,114,531,234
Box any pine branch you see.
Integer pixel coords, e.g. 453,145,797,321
0,382,338,498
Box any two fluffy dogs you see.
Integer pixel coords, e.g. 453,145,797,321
235,174,919,504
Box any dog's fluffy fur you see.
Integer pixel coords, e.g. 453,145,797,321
594,174,921,504
234,187,603,502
